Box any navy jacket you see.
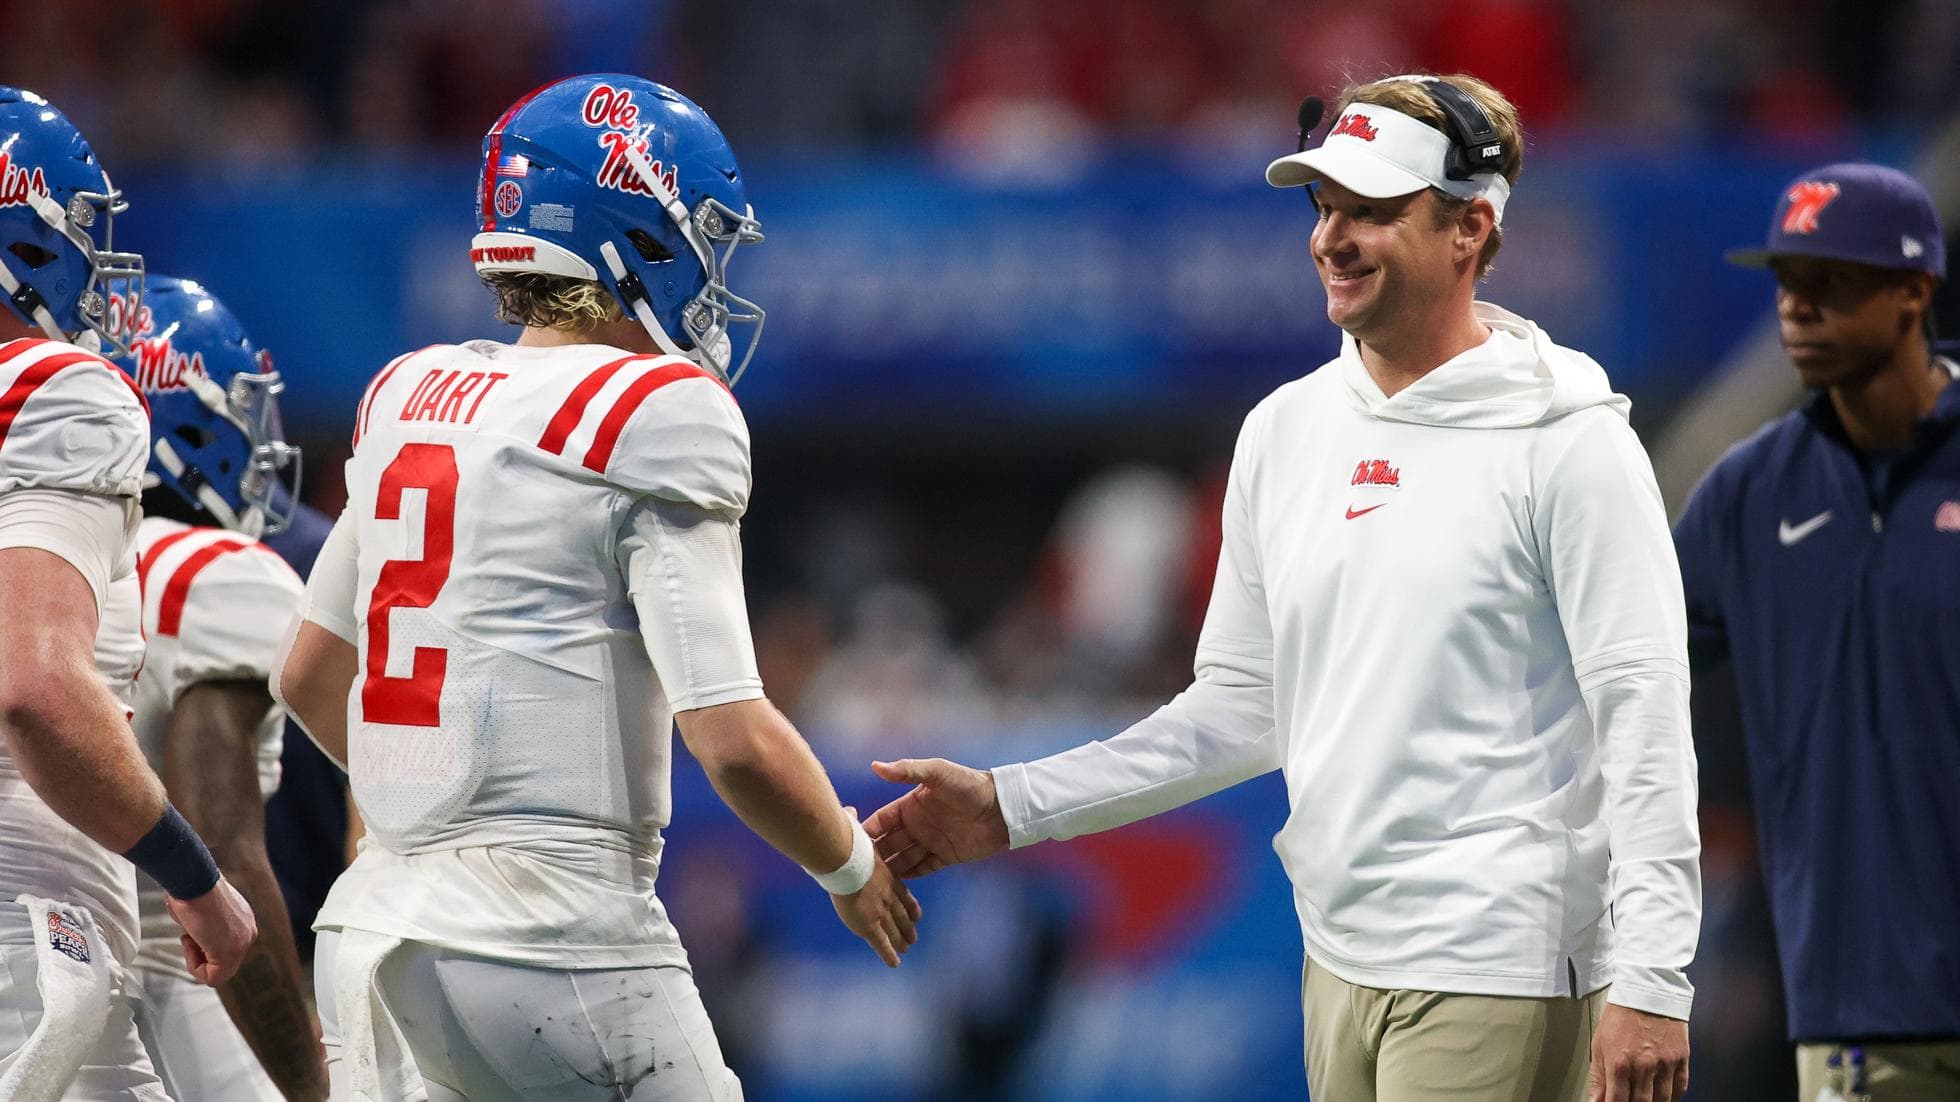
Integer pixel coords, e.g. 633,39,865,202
1674,367,1960,1041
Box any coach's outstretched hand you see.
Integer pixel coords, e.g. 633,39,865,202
831,858,922,968
866,758,1010,878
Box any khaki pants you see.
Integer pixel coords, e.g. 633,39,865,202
1796,1041,1960,1101
1303,957,1605,1102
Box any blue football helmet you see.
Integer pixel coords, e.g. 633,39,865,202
0,87,143,354
113,276,299,536
470,75,765,384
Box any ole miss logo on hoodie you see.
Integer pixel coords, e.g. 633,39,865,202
1347,458,1400,519
1352,459,1400,487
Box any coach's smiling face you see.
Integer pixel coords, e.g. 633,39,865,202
1310,179,1460,344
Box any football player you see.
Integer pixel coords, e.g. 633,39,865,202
116,275,326,1100
277,75,919,1100
0,88,255,1098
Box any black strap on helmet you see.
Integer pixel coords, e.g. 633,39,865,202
9,281,47,324
1422,78,1504,181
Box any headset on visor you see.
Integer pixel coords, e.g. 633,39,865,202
1292,78,1505,180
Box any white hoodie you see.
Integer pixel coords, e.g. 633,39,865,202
994,302,1700,1018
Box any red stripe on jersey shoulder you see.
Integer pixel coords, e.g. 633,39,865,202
137,527,227,594
0,348,113,454
354,345,438,449
536,353,657,456
581,361,730,474
0,337,59,367
0,339,147,415
155,539,261,637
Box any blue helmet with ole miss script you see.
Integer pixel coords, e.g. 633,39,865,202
113,275,299,536
0,86,144,354
470,74,765,384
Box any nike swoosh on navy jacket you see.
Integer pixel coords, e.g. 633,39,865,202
1674,361,1960,1041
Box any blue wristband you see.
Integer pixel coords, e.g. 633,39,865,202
122,804,220,901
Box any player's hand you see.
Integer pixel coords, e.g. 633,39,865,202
164,876,258,986
830,858,921,968
1587,1003,1688,1102
866,758,1009,879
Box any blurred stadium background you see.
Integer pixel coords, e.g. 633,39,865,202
22,0,1960,1098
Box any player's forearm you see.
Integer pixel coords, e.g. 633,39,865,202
214,857,328,1100
1,665,167,852
679,699,854,874
275,620,355,769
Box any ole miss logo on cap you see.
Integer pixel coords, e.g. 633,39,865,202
1782,181,1841,235
1330,113,1379,142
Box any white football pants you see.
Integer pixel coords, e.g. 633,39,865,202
0,904,168,1101
316,930,743,1101
127,962,280,1101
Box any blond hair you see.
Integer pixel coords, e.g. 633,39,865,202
482,272,623,332
1335,73,1524,278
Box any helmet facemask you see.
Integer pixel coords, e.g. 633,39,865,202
147,345,301,537
65,177,143,356
0,87,144,354
603,135,766,385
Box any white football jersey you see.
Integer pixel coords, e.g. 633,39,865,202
129,516,302,978
0,336,151,962
313,340,764,968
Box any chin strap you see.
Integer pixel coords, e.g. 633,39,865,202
152,436,262,537
599,240,697,365
0,259,70,343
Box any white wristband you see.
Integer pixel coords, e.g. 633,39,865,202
810,815,876,896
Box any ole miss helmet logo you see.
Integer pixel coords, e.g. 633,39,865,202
106,291,155,344
0,151,49,210
595,131,678,198
1782,181,1841,235
130,336,210,394
577,83,681,199
580,84,641,131
1330,113,1379,142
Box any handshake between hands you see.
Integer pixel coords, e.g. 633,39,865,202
837,760,1690,1102
829,757,1012,968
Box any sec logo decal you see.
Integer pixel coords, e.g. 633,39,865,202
494,180,523,219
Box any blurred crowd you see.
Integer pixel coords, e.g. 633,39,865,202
749,460,1225,749
8,0,1959,173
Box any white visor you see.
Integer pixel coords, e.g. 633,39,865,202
1265,102,1510,224
469,231,599,280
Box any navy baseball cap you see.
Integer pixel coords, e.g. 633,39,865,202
1726,162,1945,278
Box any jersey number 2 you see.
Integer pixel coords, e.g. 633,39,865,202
363,443,457,726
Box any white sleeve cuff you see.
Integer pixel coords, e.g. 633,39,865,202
991,762,1042,849
1606,964,1695,1021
